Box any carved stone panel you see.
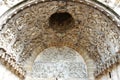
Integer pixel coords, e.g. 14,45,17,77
0,0,120,78
29,47,88,80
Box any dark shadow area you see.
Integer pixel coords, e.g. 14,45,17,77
49,12,74,33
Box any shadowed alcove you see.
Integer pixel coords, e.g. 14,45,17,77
49,12,75,33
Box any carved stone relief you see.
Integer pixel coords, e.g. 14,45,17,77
0,0,120,78
29,47,88,80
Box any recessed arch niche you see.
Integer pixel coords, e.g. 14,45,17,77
0,0,120,80
25,47,88,80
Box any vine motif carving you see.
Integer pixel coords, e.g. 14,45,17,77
0,0,120,77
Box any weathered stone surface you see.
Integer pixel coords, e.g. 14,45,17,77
0,1,119,64
27,47,88,80
0,0,120,80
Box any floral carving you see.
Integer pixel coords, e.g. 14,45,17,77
0,0,120,78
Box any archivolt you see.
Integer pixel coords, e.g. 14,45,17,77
0,0,120,80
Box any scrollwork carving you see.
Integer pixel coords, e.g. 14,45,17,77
0,0,120,78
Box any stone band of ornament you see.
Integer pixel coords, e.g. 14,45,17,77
0,0,120,29
0,48,26,79
94,51,120,77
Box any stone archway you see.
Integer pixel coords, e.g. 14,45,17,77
25,47,88,80
0,0,120,80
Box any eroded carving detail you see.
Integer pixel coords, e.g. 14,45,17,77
31,47,88,79
0,0,120,78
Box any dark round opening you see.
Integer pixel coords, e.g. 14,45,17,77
49,12,74,33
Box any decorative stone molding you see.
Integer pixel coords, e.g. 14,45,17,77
0,0,24,7
0,48,26,79
0,0,120,79
95,52,120,77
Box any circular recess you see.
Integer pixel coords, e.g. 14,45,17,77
49,12,75,33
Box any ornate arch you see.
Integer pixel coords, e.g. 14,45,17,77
25,47,89,80
0,0,120,80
